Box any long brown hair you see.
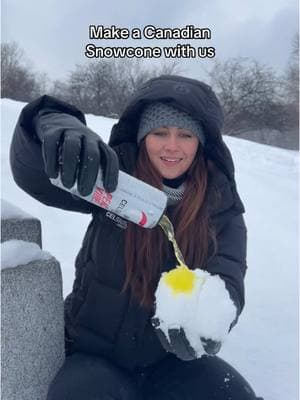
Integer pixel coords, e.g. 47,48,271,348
122,141,217,308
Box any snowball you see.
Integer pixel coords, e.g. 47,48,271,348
154,267,237,358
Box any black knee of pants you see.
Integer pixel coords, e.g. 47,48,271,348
47,352,263,400
142,354,263,400
47,353,139,400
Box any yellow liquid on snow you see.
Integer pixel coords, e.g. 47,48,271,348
158,214,196,294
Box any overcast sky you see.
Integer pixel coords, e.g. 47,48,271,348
2,0,299,82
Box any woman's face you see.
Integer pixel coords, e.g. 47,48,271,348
145,126,199,179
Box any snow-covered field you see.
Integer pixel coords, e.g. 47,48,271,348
1,98,299,400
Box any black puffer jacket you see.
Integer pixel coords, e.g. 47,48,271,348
10,75,247,371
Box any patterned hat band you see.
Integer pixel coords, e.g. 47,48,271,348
137,102,206,145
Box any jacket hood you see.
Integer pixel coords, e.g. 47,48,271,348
109,75,236,183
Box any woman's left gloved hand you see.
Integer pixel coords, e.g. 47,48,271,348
152,318,222,360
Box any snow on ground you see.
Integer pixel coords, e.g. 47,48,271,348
1,198,33,219
1,98,299,400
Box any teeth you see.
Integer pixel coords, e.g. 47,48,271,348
161,158,180,162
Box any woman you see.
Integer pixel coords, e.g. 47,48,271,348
10,75,263,399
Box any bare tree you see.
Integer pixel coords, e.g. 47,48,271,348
280,33,299,149
50,59,180,117
285,34,299,104
284,34,299,130
1,41,47,101
208,57,284,135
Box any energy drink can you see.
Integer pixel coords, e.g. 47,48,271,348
50,170,168,228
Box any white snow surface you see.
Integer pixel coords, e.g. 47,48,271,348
154,269,237,357
1,98,299,400
1,239,52,270
1,198,33,219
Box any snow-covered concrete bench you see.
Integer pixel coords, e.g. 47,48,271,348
1,199,65,400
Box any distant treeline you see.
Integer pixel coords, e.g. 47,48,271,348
1,38,298,150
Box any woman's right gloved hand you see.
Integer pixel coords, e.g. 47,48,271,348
34,112,119,195
152,318,222,360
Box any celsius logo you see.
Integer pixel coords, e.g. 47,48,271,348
116,199,127,213
105,212,128,229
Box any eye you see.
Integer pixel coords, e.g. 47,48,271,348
179,132,193,138
151,130,167,136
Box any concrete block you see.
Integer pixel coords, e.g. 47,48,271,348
1,200,65,400
1,258,65,400
1,200,42,247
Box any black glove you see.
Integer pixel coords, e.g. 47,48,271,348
34,112,119,195
152,318,221,360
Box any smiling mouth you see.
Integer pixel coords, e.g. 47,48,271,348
160,157,182,163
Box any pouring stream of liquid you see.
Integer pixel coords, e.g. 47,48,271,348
158,214,186,268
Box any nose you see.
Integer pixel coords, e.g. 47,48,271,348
164,134,180,152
